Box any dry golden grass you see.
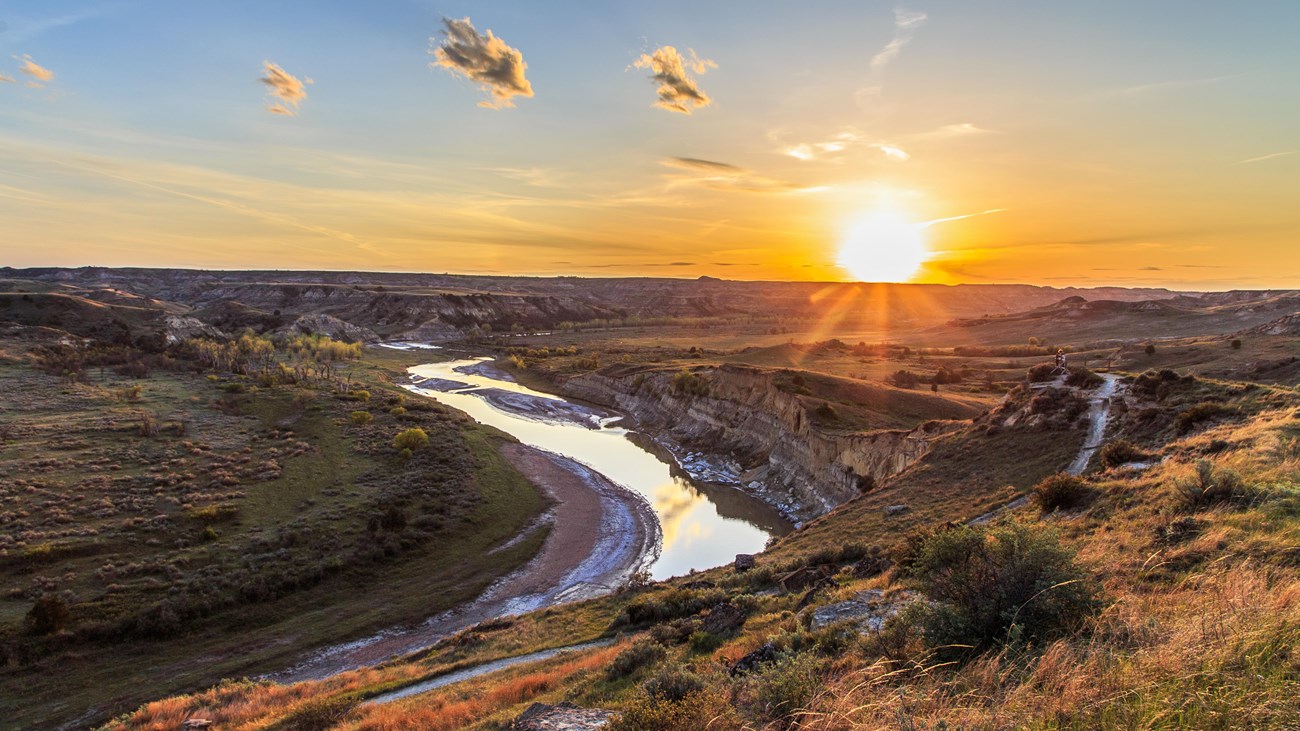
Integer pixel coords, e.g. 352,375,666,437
338,641,626,730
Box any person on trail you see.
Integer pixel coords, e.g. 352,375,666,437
1055,349,1067,370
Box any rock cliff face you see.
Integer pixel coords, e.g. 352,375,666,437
563,364,954,523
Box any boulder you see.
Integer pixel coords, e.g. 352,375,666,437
883,504,911,516
729,643,779,676
512,702,616,730
809,589,921,632
777,565,829,593
734,553,756,572
699,601,746,635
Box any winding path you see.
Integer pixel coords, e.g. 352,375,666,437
969,372,1121,524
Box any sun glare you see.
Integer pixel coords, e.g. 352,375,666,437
836,208,930,282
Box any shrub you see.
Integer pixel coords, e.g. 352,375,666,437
389,406,407,416
643,668,705,702
26,594,73,635
617,587,727,626
909,523,1098,658
671,369,709,397
1027,363,1058,382
741,655,825,726
688,630,723,653
392,427,429,452
1031,473,1090,512
606,641,666,680
137,411,160,437
608,688,735,731
1099,439,1150,469
889,370,920,389
813,402,838,421
1064,367,1103,388
1175,402,1237,434
349,410,373,426
1145,343,1156,355
1174,460,1251,510
278,694,359,731
1230,338,1242,350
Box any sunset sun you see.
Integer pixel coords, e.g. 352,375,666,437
836,208,930,283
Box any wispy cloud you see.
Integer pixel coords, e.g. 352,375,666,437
913,122,994,140
0,5,121,44
871,9,927,73
778,129,909,162
0,72,14,84
430,17,533,109
782,130,860,161
633,46,715,115
922,208,1006,228
16,54,53,87
660,157,813,193
875,144,909,161
1237,150,1297,165
259,62,310,116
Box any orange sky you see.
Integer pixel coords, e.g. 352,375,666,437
1,2,1297,289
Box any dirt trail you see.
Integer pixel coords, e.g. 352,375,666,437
363,639,616,706
271,444,659,683
970,373,1122,524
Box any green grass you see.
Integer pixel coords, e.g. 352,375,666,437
0,346,551,730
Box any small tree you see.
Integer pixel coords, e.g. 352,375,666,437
1145,344,1156,356
1230,338,1242,350
26,595,73,635
392,427,429,452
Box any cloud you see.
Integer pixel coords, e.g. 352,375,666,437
16,54,53,87
782,130,860,161
259,61,310,116
660,157,811,193
0,73,14,84
430,17,533,109
1237,150,1297,164
913,122,994,140
874,144,909,161
633,46,715,114
871,9,926,73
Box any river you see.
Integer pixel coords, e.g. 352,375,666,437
406,358,792,580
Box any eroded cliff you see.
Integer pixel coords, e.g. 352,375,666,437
563,364,961,523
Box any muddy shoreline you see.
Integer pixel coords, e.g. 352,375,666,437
272,443,660,683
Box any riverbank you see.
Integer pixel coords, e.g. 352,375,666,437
274,442,659,682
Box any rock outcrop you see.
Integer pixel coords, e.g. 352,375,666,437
512,702,616,730
563,364,954,522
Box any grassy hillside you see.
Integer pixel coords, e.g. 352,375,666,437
100,361,1300,729
0,338,547,729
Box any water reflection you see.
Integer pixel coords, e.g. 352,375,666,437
406,358,792,579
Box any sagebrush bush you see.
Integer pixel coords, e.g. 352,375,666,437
1031,473,1090,512
909,523,1098,658
606,641,666,680
1064,367,1103,388
1027,363,1058,382
643,667,706,702
1175,402,1237,434
607,688,735,731
348,410,373,426
740,655,826,727
617,587,727,626
1099,439,1150,469
1174,460,1251,509
392,427,429,452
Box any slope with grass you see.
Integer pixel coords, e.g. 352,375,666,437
0,338,550,730
101,357,1300,730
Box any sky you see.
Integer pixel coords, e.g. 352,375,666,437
0,0,1297,289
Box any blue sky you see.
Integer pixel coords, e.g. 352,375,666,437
1,1,1298,287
